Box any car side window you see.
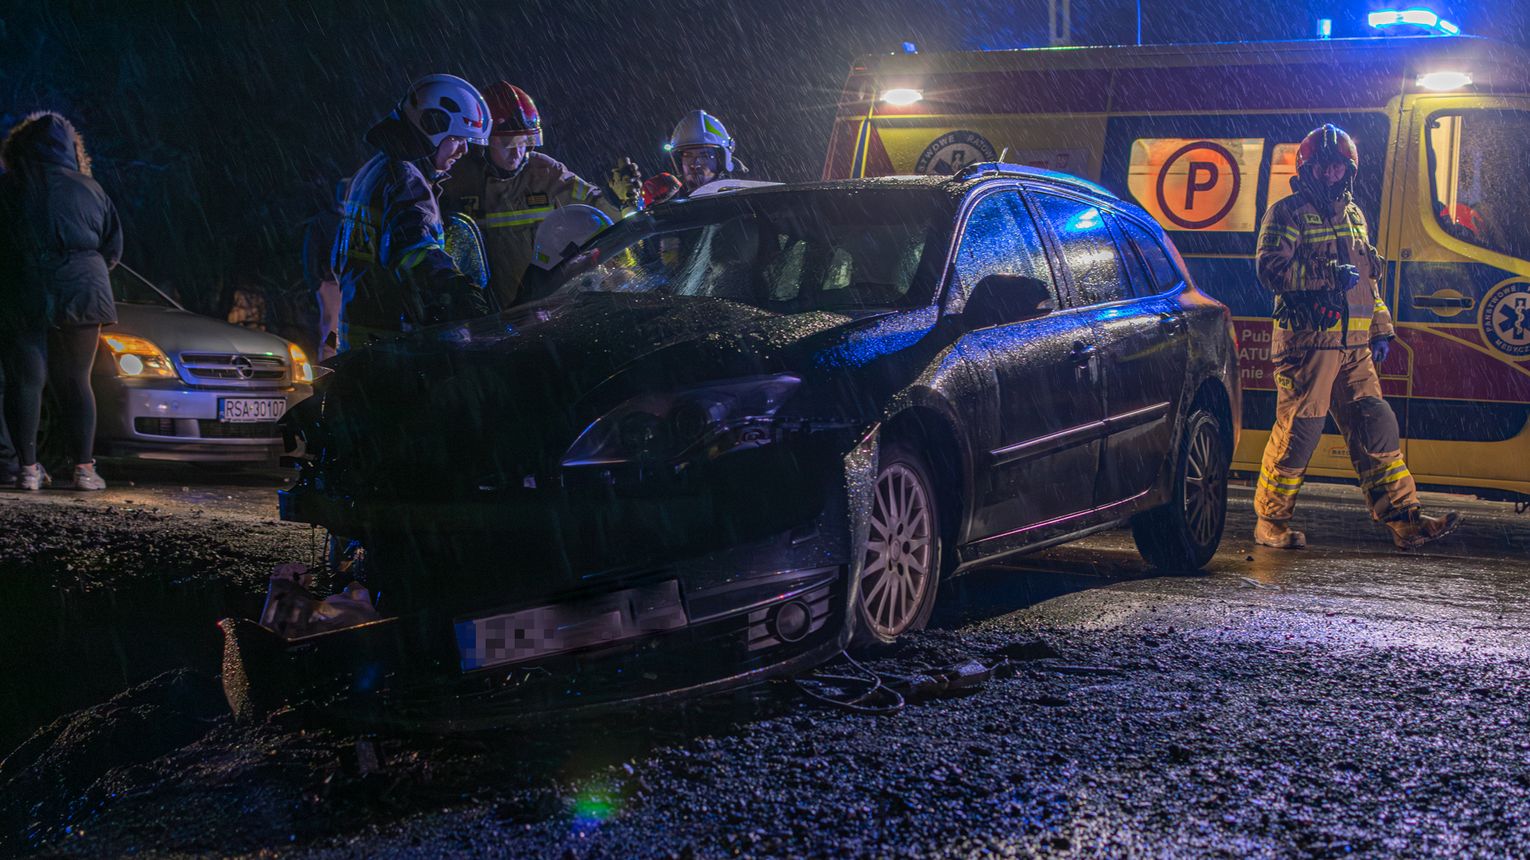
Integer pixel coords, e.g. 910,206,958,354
953,190,1055,294
1119,218,1185,294
1032,193,1130,305
1107,215,1155,298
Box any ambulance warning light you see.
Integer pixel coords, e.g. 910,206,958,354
1416,71,1473,91
881,88,924,106
1367,9,1461,36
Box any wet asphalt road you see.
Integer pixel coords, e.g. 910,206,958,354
1,463,1527,857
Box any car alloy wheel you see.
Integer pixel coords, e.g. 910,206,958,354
860,460,935,640
1183,415,1226,548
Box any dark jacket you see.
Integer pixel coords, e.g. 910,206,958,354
331,112,486,333
0,112,122,333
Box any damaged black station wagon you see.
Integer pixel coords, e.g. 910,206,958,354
222,163,1239,727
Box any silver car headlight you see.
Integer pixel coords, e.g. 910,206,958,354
562,374,801,467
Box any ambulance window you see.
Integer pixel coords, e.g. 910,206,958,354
1033,193,1130,305
1119,219,1184,293
953,190,1055,300
1265,143,1301,211
1124,137,1265,233
1426,110,1530,261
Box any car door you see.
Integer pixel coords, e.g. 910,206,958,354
949,187,1105,539
1029,193,1186,506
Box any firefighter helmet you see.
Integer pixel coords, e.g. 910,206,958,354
1296,123,1359,174
400,74,491,147
641,173,684,208
667,110,736,172
484,81,543,146
531,204,613,271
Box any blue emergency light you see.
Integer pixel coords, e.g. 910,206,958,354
1367,8,1461,35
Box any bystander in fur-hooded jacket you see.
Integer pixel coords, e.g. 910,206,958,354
0,112,122,334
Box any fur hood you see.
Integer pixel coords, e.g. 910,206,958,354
1,111,92,176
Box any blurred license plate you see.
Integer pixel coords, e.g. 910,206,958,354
218,398,286,423
455,580,687,672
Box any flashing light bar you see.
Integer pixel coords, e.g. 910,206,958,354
881,88,924,106
1317,18,1333,39
1367,8,1461,35
1417,70,1473,91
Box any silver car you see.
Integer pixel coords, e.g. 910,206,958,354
40,272,316,465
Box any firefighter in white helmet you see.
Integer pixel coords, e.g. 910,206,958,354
516,204,616,300
330,74,491,350
440,82,637,308
667,109,744,196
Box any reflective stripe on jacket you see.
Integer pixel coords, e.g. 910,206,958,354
1255,191,1395,354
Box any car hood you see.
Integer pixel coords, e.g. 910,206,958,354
113,303,293,358
312,293,907,494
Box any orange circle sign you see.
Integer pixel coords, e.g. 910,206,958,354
1154,141,1241,230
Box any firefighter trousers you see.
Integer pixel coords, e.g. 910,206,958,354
1255,346,1419,523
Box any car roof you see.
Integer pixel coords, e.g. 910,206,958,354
678,164,1116,204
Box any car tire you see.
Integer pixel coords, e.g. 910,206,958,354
1132,407,1228,571
852,442,943,647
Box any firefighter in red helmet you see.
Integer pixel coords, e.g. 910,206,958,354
440,82,638,307
1253,123,1460,550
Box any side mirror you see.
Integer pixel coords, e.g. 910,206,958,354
961,274,1056,328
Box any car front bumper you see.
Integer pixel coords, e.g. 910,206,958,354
95,377,312,463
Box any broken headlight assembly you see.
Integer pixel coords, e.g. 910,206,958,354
562,374,801,466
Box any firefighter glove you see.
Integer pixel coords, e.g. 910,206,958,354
1334,263,1361,292
1371,336,1391,364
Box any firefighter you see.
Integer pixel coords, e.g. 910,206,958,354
667,109,741,196
440,82,635,308
1253,123,1460,550
330,74,491,351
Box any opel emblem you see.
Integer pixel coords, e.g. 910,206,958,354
231,355,254,380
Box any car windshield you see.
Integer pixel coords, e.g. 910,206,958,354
547,188,953,313
110,269,177,307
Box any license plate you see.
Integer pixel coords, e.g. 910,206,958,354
218,397,286,423
455,580,688,672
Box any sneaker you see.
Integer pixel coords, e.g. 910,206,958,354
1254,518,1306,549
73,461,107,491
18,463,51,491
1385,508,1461,550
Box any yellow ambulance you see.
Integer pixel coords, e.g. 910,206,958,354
824,34,1530,505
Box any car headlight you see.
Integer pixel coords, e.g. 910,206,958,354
563,374,801,467
101,334,176,378
288,342,314,383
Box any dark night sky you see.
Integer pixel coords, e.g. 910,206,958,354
1,1,1522,314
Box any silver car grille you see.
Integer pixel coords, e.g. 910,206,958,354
178,353,288,387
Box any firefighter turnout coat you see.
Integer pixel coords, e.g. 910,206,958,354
331,114,487,347
1256,189,1395,356
440,151,621,307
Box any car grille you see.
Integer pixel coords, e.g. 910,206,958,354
135,417,178,436
134,417,281,439
196,420,281,439
179,353,288,384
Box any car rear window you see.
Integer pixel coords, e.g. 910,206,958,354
1032,192,1130,305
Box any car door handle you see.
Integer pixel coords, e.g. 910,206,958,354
1069,342,1098,365
1158,313,1185,333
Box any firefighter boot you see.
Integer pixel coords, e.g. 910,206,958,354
1384,508,1462,550
1255,518,1307,549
